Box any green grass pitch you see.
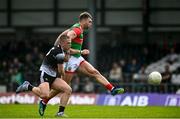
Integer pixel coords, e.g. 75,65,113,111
0,104,179,118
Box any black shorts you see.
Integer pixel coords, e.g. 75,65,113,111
39,71,56,86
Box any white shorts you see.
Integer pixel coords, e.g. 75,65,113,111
64,56,85,73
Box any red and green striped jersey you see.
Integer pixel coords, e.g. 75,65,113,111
70,23,83,57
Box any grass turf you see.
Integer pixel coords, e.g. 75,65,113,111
0,104,179,118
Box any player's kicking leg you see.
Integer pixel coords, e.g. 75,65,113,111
78,61,124,95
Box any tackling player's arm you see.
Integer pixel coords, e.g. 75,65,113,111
57,64,65,78
56,53,69,77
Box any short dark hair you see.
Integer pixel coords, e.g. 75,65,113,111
79,12,92,21
59,35,69,43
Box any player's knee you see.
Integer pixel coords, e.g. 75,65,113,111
65,80,71,85
65,86,72,95
64,76,73,85
40,92,49,99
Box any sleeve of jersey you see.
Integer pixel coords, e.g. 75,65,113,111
56,53,65,64
72,27,81,36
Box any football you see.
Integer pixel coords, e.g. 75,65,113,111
148,71,162,85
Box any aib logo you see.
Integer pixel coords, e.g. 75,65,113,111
104,96,121,105
165,96,180,106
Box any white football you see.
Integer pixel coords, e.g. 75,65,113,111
148,71,162,85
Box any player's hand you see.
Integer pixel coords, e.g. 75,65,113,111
81,49,90,55
61,70,65,77
57,64,65,78
64,51,70,62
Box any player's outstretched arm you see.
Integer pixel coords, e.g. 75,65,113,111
66,29,90,55
70,48,81,54
70,48,90,55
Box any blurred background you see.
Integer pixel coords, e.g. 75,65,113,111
0,0,180,95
